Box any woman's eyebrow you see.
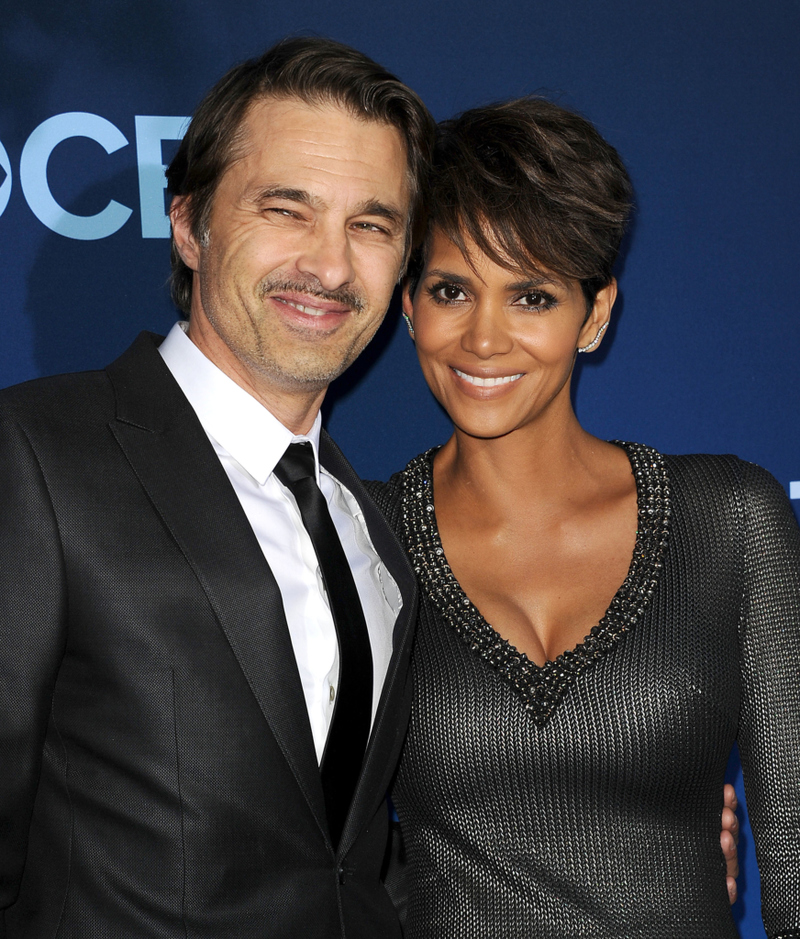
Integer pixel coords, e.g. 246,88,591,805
506,275,565,292
423,269,472,286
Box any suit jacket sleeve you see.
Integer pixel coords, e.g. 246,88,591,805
0,338,416,939
0,410,68,919
735,461,800,938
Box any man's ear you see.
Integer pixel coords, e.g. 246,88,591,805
576,278,617,351
169,196,202,271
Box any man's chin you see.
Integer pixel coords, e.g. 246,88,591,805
254,357,349,394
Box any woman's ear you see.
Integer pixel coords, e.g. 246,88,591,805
576,279,617,352
169,196,202,271
401,282,416,339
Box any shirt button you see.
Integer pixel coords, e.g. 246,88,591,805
329,684,336,702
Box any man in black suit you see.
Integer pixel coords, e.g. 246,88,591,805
0,38,433,938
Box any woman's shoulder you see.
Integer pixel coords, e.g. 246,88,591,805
615,441,777,492
362,473,402,520
363,449,438,533
640,447,797,552
660,449,787,504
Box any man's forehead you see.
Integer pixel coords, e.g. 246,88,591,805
239,94,407,163
228,95,411,208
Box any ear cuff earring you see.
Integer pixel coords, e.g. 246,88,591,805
402,312,415,339
577,322,608,353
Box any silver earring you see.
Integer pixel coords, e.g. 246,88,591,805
577,322,607,353
402,312,415,339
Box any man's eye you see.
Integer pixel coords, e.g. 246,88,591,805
266,207,300,219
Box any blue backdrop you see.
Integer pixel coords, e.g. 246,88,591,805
2,1,798,934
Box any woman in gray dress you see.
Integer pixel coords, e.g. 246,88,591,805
368,97,797,938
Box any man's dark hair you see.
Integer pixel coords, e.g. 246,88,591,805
406,96,633,311
166,36,435,314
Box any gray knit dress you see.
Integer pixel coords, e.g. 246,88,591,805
367,444,800,939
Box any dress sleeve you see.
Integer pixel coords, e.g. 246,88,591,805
0,411,68,920
736,460,800,939
363,476,405,538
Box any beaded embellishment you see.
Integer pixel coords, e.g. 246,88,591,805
401,441,671,725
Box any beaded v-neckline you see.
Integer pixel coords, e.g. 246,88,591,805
401,441,671,725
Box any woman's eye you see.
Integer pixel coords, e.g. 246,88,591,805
430,283,467,303
518,291,556,309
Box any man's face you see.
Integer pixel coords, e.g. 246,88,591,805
172,96,410,413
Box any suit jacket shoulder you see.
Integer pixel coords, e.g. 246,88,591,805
0,332,414,938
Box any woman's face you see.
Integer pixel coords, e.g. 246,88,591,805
403,229,616,441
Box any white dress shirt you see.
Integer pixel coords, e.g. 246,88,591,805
159,322,400,763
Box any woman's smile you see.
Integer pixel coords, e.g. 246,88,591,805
405,228,614,440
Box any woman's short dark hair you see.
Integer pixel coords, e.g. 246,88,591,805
407,96,633,310
166,36,435,314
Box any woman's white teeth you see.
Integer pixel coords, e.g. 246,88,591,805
454,369,523,387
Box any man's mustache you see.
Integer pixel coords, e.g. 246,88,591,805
257,277,366,315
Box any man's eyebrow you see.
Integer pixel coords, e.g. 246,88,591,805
353,199,405,228
249,189,405,230
252,186,319,207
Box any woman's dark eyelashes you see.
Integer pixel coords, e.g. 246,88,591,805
426,280,468,304
425,280,559,310
516,289,558,309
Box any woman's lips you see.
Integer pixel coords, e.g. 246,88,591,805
452,367,524,388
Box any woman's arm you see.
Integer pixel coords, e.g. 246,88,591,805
736,461,800,937
722,784,740,903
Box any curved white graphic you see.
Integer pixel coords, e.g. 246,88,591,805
20,112,132,240
0,139,11,218
135,115,189,238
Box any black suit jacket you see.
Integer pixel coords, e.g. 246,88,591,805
0,333,417,938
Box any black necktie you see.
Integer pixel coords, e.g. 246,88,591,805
273,442,374,847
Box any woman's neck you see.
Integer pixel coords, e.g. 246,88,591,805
434,409,605,511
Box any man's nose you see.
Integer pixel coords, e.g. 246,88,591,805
296,225,356,292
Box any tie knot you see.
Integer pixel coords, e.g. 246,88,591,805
274,441,316,487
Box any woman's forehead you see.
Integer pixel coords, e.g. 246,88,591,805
424,226,571,290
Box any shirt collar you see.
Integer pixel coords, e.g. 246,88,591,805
158,321,322,486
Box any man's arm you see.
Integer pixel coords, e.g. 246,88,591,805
0,411,68,917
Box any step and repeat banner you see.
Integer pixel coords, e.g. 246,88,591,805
2,1,798,934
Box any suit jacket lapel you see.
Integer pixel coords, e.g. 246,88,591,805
318,432,419,856
105,333,328,832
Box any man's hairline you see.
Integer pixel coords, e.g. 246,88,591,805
191,90,417,263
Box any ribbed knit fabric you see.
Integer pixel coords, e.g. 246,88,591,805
367,445,800,939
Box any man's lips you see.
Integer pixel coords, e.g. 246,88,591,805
452,367,524,388
271,293,352,318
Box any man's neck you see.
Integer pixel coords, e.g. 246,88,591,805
186,319,327,435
